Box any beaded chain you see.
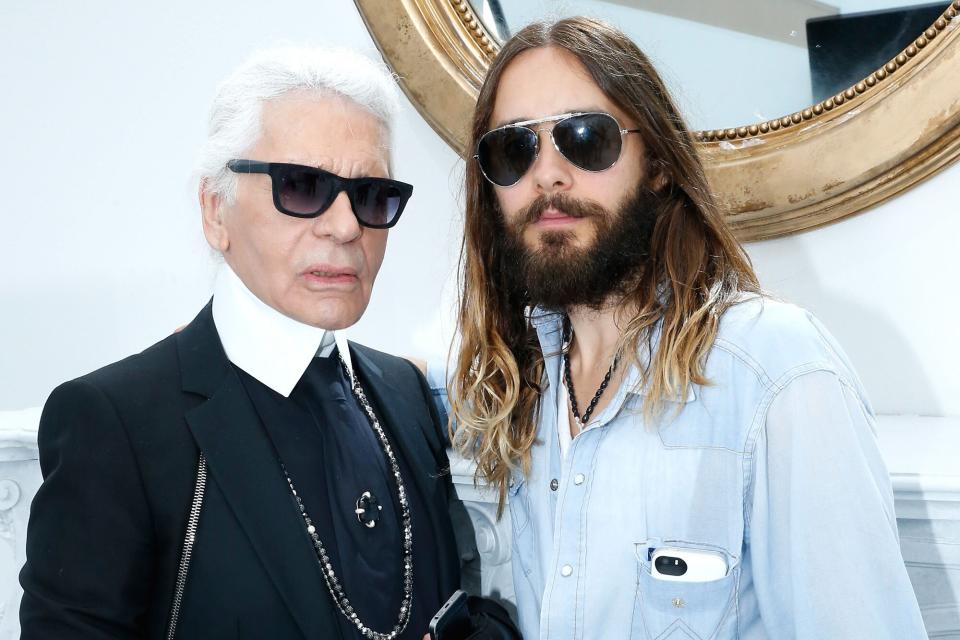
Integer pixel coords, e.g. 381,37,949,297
562,317,620,428
281,356,413,640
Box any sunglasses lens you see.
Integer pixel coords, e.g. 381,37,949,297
477,127,538,186
553,113,623,172
276,166,335,215
352,180,409,228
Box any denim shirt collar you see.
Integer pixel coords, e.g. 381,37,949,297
529,305,696,404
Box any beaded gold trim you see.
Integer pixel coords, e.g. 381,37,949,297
701,0,960,141
449,0,498,57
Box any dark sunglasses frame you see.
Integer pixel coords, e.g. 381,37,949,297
226,159,413,229
474,111,642,187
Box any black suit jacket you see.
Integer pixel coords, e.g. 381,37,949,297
20,303,461,639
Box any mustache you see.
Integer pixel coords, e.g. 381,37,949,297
512,193,609,230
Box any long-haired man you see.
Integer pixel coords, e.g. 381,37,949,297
437,17,926,639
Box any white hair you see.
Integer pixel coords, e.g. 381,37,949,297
196,45,401,202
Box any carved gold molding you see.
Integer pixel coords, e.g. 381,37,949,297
356,0,960,240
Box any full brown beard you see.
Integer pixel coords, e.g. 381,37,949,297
497,186,659,311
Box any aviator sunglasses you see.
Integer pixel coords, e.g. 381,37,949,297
475,111,642,187
226,159,413,229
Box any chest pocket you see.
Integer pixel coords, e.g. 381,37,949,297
630,543,740,640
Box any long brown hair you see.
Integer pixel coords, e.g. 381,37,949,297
450,17,760,511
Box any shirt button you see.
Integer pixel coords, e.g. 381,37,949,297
550,478,559,491
560,565,573,577
574,473,585,485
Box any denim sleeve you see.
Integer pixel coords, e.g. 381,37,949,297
748,370,927,639
425,358,452,436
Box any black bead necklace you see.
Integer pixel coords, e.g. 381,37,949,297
562,317,621,428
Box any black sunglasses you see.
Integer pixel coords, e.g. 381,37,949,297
475,112,642,187
226,160,413,229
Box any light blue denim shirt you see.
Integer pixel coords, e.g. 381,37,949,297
429,296,927,639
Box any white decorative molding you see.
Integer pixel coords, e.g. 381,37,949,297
0,407,42,639
0,408,39,465
449,453,516,609
880,415,960,521
876,415,960,638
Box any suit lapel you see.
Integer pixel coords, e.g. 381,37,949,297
177,304,341,640
348,345,460,592
349,347,442,504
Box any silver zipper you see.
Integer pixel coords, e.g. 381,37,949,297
166,454,208,640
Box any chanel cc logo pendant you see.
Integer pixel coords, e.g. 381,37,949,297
355,490,383,528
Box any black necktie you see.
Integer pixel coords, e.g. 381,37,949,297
293,351,404,635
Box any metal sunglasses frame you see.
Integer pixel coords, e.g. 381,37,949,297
474,111,642,187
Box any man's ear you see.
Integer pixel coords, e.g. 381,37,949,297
651,171,669,192
200,179,229,253
648,160,670,193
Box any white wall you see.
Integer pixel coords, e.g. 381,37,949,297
0,0,465,411
748,167,960,417
1,1,956,418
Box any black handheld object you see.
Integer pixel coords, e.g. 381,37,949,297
429,589,472,640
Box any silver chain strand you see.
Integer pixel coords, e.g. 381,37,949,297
281,355,413,640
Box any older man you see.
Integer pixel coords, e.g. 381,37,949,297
20,47,460,639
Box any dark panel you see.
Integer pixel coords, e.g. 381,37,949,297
807,2,947,103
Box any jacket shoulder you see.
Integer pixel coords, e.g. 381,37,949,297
348,341,447,453
349,342,422,384
42,331,192,453
713,295,859,387
78,332,179,389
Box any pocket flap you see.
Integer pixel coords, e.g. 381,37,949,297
632,542,740,640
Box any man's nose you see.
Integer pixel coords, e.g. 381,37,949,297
311,191,362,242
529,129,573,194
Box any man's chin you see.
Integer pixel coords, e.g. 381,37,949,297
282,298,366,331
525,230,594,256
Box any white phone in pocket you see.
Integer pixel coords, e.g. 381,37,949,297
650,546,728,582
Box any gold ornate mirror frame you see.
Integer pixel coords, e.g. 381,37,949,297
356,0,960,241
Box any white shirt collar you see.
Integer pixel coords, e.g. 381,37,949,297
211,264,353,397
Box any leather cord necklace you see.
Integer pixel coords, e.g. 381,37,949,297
562,317,620,428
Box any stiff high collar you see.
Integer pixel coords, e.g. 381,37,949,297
211,264,353,397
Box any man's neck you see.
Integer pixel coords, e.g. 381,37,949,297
566,302,629,374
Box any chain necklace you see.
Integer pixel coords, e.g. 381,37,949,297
562,318,620,428
281,355,413,640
